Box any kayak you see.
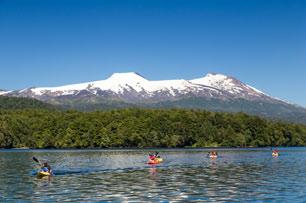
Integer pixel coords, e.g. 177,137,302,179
147,158,163,164
272,152,279,157
209,155,218,159
37,171,52,178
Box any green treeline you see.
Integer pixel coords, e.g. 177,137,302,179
0,96,55,110
0,108,305,148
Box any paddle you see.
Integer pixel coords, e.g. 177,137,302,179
33,156,40,163
32,157,44,174
33,156,43,168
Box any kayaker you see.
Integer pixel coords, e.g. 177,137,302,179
149,152,159,160
155,151,160,158
147,152,163,164
41,161,52,173
148,154,155,160
208,151,218,158
272,150,279,157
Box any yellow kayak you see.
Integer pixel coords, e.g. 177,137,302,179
37,171,52,178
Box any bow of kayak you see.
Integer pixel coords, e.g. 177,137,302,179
209,155,218,159
37,171,53,178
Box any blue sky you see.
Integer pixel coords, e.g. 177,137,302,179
0,0,305,106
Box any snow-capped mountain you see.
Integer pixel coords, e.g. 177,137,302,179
3,72,278,103
192,73,259,94
3,72,306,123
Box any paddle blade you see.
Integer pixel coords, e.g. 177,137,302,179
33,157,39,163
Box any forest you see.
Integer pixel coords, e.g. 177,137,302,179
0,108,305,148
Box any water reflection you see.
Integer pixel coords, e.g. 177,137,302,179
149,166,158,176
0,148,305,202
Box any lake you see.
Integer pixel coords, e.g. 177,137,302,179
0,148,305,202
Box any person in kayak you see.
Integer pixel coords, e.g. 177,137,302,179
272,150,279,157
147,152,163,164
208,151,218,158
41,161,52,173
149,152,159,160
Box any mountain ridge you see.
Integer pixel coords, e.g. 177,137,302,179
2,72,281,103
2,72,306,124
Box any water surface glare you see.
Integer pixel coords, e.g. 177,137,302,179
0,148,305,202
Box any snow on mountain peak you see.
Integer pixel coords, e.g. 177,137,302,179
3,71,271,101
190,73,266,96
205,73,228,80
0,90,7,95
0,89,13,95
106,72,148,83
104,73,201,95
190,73,230,87
90,72,149,93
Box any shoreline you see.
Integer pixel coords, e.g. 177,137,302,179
1,146,304,151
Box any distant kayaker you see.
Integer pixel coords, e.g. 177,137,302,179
149,151,159,160
208,151,218,159
272,150,279,157
147,152,163,164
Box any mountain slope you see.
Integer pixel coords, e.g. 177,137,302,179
151,97,306,124
0,96,56,110
0,90,8,95
190,73,269,100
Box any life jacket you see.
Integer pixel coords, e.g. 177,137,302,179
42,167,49,172
149,155,156,160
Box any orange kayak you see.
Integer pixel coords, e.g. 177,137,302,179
147,158,163,164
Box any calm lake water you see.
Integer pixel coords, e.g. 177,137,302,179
0,148,305,202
